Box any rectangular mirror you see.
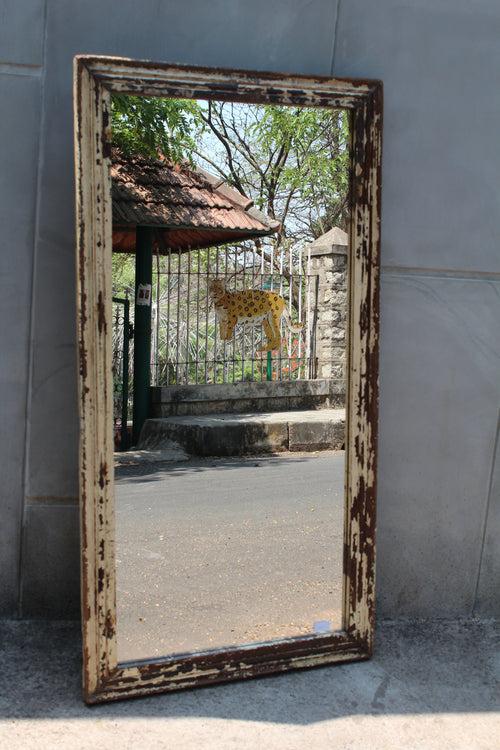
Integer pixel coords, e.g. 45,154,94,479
74,57,381,703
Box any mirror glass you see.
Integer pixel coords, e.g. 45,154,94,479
110,96,350,662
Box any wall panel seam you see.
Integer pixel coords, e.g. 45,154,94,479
330,0,342,76
19,0,49,619
473,408,500,614
0,63,42,77
330,0,342,75
381,265,500,281
26,496,79,506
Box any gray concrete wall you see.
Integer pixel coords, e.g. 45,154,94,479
1,0,499,619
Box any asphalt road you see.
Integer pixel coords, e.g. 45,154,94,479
115,452,345,662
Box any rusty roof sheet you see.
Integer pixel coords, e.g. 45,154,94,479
111,149,280,253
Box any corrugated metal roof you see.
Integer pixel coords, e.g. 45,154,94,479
111,149,280,253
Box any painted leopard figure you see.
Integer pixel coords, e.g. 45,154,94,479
208,278,303,352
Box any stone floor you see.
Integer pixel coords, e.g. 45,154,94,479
0,619,498,749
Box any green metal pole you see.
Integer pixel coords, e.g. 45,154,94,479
132,226,153,445
266,350,272,381
121,296,131,451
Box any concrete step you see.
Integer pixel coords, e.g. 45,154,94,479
138,409,345,456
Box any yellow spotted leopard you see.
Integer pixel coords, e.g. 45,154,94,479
208,278,303,351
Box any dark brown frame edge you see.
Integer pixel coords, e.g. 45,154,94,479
73,56,382,704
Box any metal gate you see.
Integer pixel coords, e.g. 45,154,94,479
112,295,133,450
151,244,316,386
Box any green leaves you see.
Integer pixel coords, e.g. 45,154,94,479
111,95,203,162
213,103,350,236
112,253,135,297
250,105,350,233
111,95,350,240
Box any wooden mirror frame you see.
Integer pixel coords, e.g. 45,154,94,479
73,56,382,704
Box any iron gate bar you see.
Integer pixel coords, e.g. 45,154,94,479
155,244,160,385
112,295,131,451
195,247,201,384
150,244,319,386
204,248,210,384
175,253,181,384
166,249,171,384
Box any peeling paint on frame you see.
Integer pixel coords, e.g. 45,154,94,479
73,57,382,704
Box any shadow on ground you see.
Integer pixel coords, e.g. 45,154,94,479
114,452,340,484
0,619,497,722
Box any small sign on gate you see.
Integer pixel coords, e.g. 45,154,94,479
136,284,152,306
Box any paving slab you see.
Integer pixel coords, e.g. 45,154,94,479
0,619,498,749
139,409,345,456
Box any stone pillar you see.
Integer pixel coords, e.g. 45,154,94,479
308,227,348,399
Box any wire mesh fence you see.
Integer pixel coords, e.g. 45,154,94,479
151,244,317,386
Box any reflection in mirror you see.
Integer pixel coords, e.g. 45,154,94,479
110,97,350,662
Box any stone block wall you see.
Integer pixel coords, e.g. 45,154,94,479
150,378,344,417
308,228,348,387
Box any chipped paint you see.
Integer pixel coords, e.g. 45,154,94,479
73,57,382,704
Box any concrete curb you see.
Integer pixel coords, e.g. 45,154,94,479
139,410,345,456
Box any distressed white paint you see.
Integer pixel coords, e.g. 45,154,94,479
74,57,381,703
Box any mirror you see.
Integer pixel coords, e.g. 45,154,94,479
74,58,381,703
112,97,350,661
